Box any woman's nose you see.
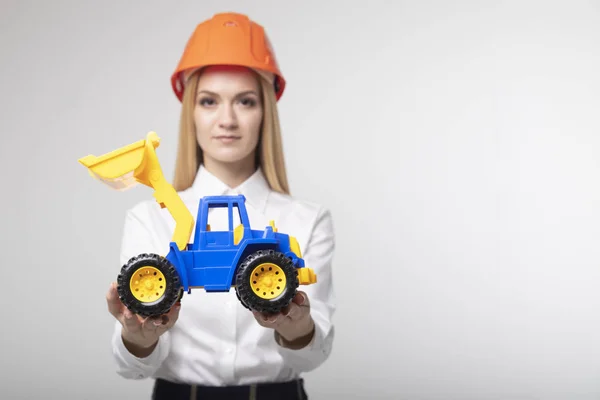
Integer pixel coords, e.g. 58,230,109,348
218,104,238,129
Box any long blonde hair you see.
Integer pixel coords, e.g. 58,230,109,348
172,68,290,195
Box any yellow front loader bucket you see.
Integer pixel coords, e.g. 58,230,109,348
78,131,194,251
78,131,161,191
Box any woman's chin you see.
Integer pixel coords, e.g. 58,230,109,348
207,150,254,165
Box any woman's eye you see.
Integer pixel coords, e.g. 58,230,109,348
199,97,216,106
239,97,257,107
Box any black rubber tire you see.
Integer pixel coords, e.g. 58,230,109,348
117,253,182,317
235,249,299,313
235,284,250,310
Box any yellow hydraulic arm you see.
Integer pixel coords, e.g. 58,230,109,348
78,132,194,251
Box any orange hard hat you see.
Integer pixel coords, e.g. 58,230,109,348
171,12,286,102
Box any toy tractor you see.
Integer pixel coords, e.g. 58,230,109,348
78,132,317,317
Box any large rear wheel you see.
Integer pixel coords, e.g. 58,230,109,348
117,253,182,317
235,250,299,313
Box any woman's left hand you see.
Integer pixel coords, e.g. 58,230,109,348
253,291,315,346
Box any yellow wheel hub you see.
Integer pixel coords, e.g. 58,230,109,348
251,263,286,299
130,266,166,303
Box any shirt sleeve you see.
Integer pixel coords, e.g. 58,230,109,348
110,205,172,379
276,207,337,372
111,321,172,380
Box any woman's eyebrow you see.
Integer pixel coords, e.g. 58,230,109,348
197,89,218,96
235,90,259,97
196,89,259,97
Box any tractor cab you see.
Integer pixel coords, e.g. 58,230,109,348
191,195,251,250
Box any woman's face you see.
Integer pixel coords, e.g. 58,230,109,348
194,66,263,167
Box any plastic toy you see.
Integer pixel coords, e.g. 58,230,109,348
78,132,317,317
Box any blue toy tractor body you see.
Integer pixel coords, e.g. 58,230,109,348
165,194,305,293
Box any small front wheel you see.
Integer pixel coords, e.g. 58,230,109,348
117,253,182,317
235,250,299,313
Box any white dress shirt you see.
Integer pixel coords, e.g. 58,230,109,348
111,165,336,386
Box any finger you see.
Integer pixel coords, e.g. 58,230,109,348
122,307,142,332
158,301,182,324
292,291,310,308
252,311,268,324
251,312,264,327
106,282,123,318
166,302,182,325
156,305,180,333
252,311,283,327
283,302,304,320
156,309,179,333
142,316,162,333
166,301,182,318
280,302,293,316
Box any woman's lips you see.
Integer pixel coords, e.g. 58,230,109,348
214,135,241,144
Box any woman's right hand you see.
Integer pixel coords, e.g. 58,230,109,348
106,281,181,357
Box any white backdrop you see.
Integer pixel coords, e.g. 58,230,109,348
2,0,600,399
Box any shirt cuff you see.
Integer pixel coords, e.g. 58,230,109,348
274,319,334,373
112,325,171,380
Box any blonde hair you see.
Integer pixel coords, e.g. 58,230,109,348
172,68,290,195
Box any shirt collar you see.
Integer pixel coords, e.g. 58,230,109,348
190,164,271,212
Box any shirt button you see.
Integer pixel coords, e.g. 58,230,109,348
225,348,232,354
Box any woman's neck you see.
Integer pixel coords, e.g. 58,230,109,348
202,154,257,189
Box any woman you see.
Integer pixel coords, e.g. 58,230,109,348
105,12,336,400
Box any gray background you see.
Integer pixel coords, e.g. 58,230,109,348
2,0,600,399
